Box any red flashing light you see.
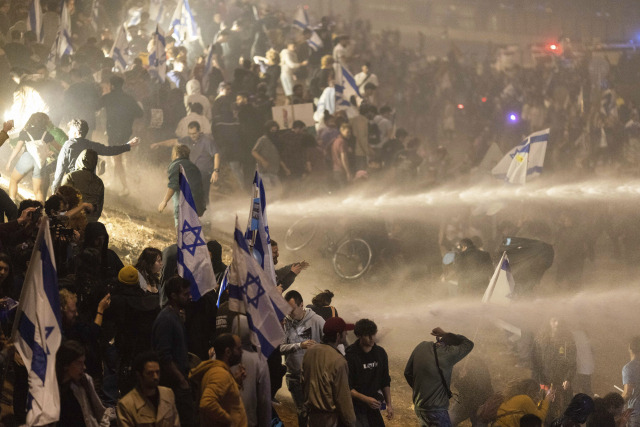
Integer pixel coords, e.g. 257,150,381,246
549,44,557,51
481,97,487,103
457,104,464,110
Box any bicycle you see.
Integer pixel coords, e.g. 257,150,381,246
284,216,373,280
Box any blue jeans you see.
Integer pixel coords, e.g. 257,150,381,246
416,409,452,427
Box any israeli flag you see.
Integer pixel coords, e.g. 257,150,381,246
177,165,216,301
335,64,361,117
482,251,515,304
293,7,309,30
126,6,142,27
170,0,199,46
201,41,215,94
292,7,323,52
228,217,292,358
58,0,73,57
148,25,167,82
110,25,131,72
12,216,62,426
27,0,43,42
244,171,277,285
492,128,549,185
149,0,165,23
307,31,323,52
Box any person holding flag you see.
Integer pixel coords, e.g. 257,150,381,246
148,25,167,82
158,145,205,227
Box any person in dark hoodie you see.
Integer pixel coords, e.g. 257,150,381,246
207,240,227,284
550,393,594,427
52,119,139,192
60,148,104,222
105,265,161,395
82,222,124,280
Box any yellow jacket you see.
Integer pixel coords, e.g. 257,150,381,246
190,359,248,427
493,394,549,427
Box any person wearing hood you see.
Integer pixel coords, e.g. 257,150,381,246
190,333,247,427
207,240,227,284
184,79,212,120
61,148,104,222
281,290,325,427
82,221,124,280
105,265,161,395
550,393,594,427
52,118,139,193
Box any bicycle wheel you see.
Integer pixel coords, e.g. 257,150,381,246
284,217,318,251
332,238,372,280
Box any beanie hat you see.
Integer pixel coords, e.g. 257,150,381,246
118,265,139,285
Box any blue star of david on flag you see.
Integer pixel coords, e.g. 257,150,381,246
243,272,265,309
180,220,206,256
509,142,531,159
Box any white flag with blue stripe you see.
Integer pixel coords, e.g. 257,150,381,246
177,165,216,301
482,251,515,305
149,0,165,23
27,0,43,42
148,25,167,82
58,0,73,57
110,25,131,72
126,6,142,27
306,31,323,52
335,63,361,117
244,171,277,285
170,0,199,45
292,7,323,52
12,216,62,426
229,217,292,358
293,7,309,30
492,128,549,185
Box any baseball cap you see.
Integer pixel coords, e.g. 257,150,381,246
323,317,355,335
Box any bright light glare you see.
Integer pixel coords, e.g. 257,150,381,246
550,44,557,50
509,113,518,122
457,104,464,109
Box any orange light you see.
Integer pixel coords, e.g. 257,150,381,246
457,104,464,109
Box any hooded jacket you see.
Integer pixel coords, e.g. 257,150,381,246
184,79,212,120
61,149,104,222
281,308,325,375
190,359,248,427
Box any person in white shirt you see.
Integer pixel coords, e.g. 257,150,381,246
332,35,351,66
355,62,379,92
280,42,307,102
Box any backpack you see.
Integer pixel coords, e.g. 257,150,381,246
25,131,51,169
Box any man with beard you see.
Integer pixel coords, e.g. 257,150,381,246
117,351,180,426
190,333,247,426
151,276,196,427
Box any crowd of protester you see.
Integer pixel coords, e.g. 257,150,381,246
1,0,640,426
